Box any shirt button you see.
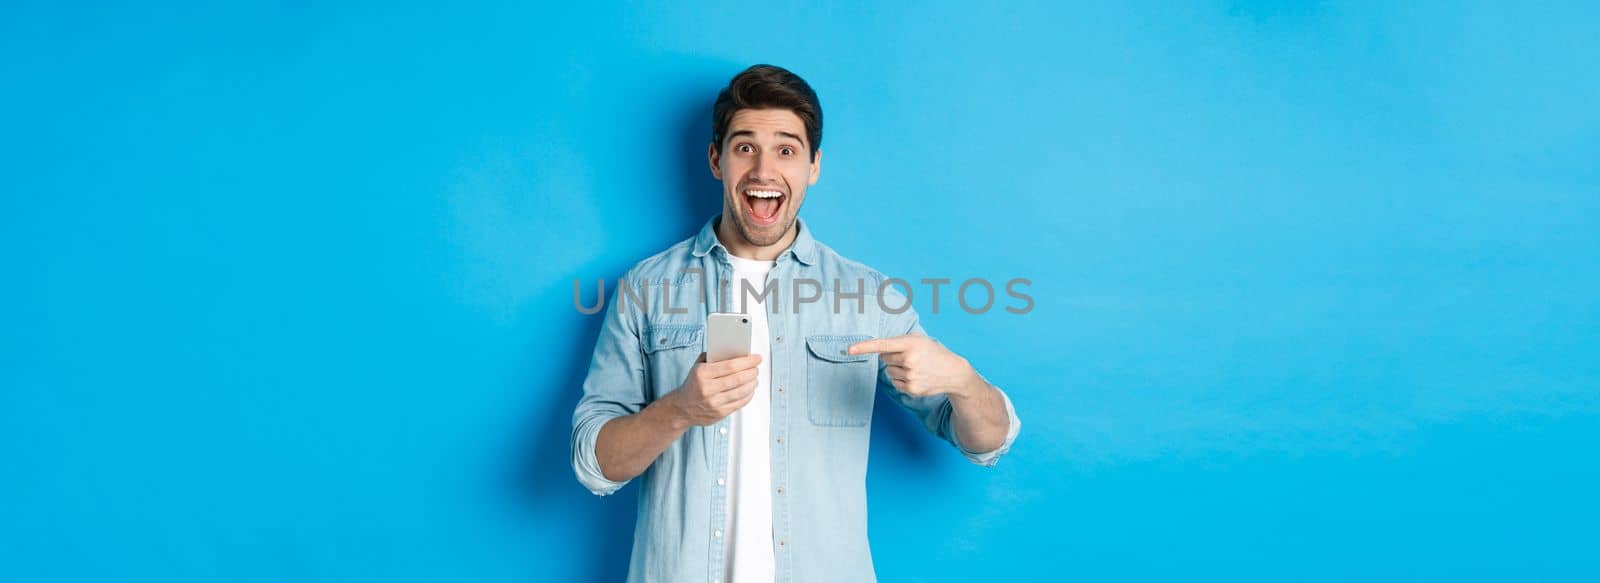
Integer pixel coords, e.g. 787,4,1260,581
777,386,784,393
714,529,723,538
717,477,725,486
776,486,785,494
775,437,783,444
779,539,787,548
719,427,728,435
775,335,783,343
659,338,667,345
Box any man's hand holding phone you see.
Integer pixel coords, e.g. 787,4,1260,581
662,353,762,428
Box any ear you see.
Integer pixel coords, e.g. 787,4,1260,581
707,142,723,181
808,149,822,186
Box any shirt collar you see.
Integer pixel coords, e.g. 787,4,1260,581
691,214,817,266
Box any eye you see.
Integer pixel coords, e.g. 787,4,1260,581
780,146,794,156
736,144,754,154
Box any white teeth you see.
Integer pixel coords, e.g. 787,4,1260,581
745,190,783,199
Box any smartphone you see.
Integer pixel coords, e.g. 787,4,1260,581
706,312,753,363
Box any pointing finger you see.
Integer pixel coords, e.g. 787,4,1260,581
848,335,917,355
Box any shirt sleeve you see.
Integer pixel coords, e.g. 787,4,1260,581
875,282,1021,467
945,375,1021,467
570,275,650,496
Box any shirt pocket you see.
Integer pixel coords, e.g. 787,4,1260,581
643,324,704,398
805,334,876,427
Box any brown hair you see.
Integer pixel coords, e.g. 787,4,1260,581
711,64,822,161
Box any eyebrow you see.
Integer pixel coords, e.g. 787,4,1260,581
727,129,806,146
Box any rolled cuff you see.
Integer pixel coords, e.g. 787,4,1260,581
949,384,1020,468
571,413,629,496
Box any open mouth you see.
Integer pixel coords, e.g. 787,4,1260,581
742,187,786,227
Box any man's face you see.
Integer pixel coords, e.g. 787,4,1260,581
709,108,821,248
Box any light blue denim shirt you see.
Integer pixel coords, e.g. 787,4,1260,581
570,216,1021,583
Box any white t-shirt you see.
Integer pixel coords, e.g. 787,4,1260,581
723,253,776,583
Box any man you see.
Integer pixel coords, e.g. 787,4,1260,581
570,64,1021,583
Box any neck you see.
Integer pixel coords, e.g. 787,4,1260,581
715,215,795,262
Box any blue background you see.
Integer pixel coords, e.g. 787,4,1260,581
3,2,1597,581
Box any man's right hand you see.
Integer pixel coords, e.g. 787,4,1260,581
663,353,762,427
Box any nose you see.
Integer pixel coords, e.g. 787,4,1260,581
750,151,777,181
